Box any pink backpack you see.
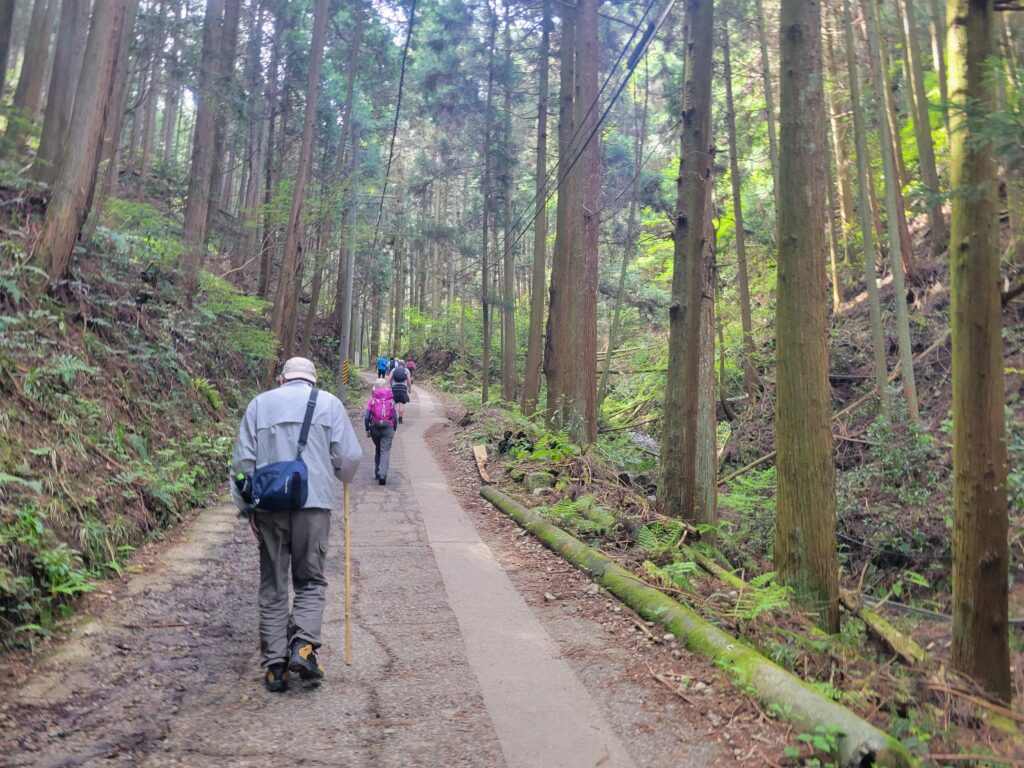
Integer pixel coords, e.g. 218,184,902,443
368,391,395,426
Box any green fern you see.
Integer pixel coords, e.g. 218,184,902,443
660,561,699,590
635,521,683,554
636,525,659,551
0,472,43,494
732,582,793,621
192,377,223,410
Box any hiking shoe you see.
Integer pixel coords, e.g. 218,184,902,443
288,640,324,680
398,416,403,424
378,477,387,485
265,663,289,692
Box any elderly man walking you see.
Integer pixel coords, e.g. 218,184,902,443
231,357,362,692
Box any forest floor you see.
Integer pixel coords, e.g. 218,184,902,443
0,379,792,767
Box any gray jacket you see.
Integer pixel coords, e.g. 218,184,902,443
231,381,362,514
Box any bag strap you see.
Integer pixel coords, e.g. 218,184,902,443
296,387,319,458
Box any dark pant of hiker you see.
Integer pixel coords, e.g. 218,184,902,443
369,422,395,480
254,508,331,668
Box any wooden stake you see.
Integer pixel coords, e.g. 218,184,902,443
344,482,352,665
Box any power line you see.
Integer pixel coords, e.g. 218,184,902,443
489,0,677,273
490,0,657,264
370,0,419,255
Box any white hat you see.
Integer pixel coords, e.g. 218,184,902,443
281,357,317,383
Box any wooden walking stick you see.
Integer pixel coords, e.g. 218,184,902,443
344,482,352,665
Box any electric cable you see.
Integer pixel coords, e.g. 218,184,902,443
489,0,657,263
488,0,677,274
369,0,419,255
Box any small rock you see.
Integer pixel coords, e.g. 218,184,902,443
612,605,622,613
645,621,655,627
544,592,557,602
662,633,675,642
671,649,683,660
523,471,555,492
584,583,600,596
707,712,722,727
692,681,707,692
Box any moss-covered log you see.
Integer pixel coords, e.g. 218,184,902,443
481,486,912,768
677,543,748,591
839,591,928,667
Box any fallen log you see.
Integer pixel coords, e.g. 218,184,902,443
677,543,748,592
680,550,929,667
839,590,928,666
481,486,912,768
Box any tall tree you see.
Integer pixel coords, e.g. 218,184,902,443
928,0,952,140
544,2,576,423
257,14,282,299
661,0,714,521
566,0,599,444
331,4,364,330
161,0,185,169
599,66,648,411
723,19,758,400
754,0,779,198
83,0,138,244
35,0,130,282
947,0,1010,703
500,0,517,402
480,0,498,403
822,21,855,256
774,0,839,632
896,0,947,254
269,0,331,360
206,0,242,226
10,0,55,122
33,0,90,186
520,0,551,417
842,0,890,417
180,0,225,300
863,0,920,423
0,0,15,97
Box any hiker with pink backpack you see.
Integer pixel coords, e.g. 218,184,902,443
364,378,398,485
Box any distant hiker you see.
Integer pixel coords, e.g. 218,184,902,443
364,378,398,486
389,359,411,423
405,359,417,393
376,355,388,378
230,356,362,693
387,356,397,375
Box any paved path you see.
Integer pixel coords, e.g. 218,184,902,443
0,381,639,767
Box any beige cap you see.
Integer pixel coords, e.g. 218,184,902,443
281,357,317,383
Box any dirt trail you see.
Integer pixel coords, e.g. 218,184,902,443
0,380,721,767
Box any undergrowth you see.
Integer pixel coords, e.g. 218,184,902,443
0,200,275,647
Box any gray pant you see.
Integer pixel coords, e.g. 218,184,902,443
369,422,395,479
255,508,331,667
